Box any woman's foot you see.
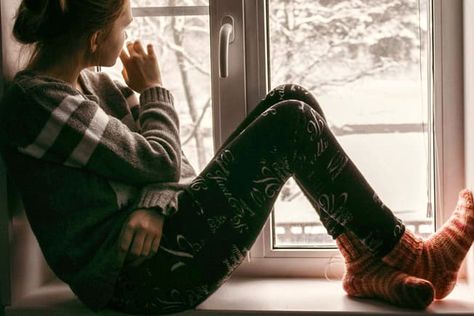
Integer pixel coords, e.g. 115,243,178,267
382,189,474,299
337,233,434,309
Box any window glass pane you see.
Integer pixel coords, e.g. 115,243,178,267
102,8,213,173
269,0,433,248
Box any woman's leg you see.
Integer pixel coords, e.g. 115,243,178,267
220,83,326,147
108,97,431,314
225,85,474,301
253,86,474,301
218,84,345,238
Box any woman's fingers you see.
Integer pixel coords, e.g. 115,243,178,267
128,40,149,58
151,235,161,254
134,40,147,56
119,225,134,253
141,233,154,256
147,44,156,58
123,39,155,58
130,230,146,256
119,49,130,64
127,41,137,57
118,209,165,268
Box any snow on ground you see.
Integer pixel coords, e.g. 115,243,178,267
273,75,434,233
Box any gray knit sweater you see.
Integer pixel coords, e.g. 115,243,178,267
0,68,196,311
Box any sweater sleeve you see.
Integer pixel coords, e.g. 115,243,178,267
113,79,140,123
3,82,182,186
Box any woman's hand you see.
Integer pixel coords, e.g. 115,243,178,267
118,208,165,267
120,40,163,93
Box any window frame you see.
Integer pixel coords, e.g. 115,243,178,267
129,0,465,279
463,0,474,289
229,0,466,279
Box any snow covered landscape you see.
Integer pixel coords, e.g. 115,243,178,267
105,0,434,247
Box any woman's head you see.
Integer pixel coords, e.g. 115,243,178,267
13,0,133,69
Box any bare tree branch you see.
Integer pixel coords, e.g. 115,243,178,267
161,40,211,76
183,97,212,145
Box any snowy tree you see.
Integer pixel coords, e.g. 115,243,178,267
269,0,426,93
128,0,426,172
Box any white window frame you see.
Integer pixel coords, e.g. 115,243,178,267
463,0,474,289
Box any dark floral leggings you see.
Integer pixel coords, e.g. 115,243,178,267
107,84,405,315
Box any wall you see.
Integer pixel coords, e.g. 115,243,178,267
464,0,474,289
0,0,55,307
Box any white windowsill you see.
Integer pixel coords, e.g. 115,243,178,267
4,276,474,315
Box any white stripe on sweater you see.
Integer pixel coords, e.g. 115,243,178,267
17,94,85,159
126,93,139,108
65,106,110,167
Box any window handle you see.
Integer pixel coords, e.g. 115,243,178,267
219,16,234,78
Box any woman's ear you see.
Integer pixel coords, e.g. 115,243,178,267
89,31,100,54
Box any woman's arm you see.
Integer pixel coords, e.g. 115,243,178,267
3,41,179,186
3,81,182,186
113,79,141,129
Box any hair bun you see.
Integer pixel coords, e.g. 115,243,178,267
23,0,67,15
23,0,48,14
13,0,55,44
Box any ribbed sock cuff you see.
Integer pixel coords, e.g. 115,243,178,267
383,230,423,266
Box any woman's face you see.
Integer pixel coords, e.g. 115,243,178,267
96,0,133,67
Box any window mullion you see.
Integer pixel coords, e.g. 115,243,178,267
209,0,247,150
433,0,465,226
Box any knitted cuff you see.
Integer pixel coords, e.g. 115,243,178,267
382,230,423,266
135,188,178,217
139,86,173,106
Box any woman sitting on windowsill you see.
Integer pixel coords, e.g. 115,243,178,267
0,0,473,314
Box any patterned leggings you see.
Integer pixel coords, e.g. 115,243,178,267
107,84,405,315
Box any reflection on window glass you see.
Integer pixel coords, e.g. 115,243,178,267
103,11,212,173
269,0,433,248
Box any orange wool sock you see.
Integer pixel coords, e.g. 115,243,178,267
383,189,474,299
337,233,434,309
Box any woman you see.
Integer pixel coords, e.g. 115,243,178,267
1,0,473,314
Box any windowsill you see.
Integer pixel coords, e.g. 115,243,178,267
4,276,474,315
197,276,474,315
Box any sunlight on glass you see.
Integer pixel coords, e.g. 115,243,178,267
269,0,433,248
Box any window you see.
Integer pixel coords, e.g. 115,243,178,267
103,0,465,278
243,0,464,277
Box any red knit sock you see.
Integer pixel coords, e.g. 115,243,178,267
337,233,434,309
383,189,474,299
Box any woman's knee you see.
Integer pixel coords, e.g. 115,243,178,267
264,99,324,125
258,100,328,149
272,83,308,94
267,84,325,120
